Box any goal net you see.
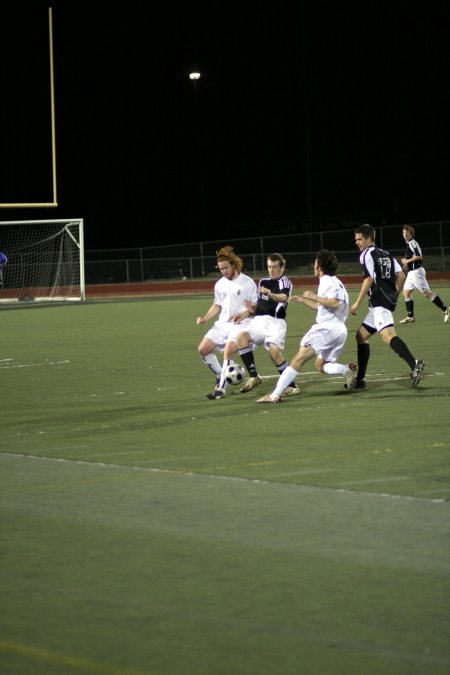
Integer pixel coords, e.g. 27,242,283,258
0,219,85,303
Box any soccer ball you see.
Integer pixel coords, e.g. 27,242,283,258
224,363,245,385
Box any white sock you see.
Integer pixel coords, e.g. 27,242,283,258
323,362,347,376
273,366,298,396
202,354,221,377
218,359,234,390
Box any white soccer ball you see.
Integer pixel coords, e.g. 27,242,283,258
225,363,245,385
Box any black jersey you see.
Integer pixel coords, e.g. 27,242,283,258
255,275,292,319
404,238,423,271
359,246,402,311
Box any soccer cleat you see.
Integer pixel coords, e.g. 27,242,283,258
346,378,366,390
411,360,425,388
344,363,357,390
256,393,281,403
206,387,225,400
283,384,300,397
444,309,449,323
399,316,415,324
240,375,263,392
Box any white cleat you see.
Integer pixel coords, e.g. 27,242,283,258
283,384,300,397
399,316,415,324
240,375,263,392
256,393,282,404
344,363,357,390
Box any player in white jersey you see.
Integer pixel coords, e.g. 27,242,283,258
399,224,448,324
207,253,299,399
257,250,356,403
196,246,258,393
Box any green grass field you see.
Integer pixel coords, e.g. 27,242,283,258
1,288,449,675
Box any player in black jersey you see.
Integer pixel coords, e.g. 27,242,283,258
350,224,424,388
207,253,298,398
399,225,448,324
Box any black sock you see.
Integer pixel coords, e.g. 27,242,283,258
431,295,446,311
238,347,258,377
357,343,370,381
405,299,414,317
390,336,416,370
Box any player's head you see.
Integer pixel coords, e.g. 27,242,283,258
402,224,414,240
315,249,338,276
267,253,286,278
354,224,375,250
216,245,244,278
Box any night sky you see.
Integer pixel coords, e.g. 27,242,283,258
1,3,449,250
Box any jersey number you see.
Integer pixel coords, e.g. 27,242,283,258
379,257,392,278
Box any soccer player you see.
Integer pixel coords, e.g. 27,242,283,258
350,224,424,389
399,225,448,324
207,253,298,399
196,246,258,397
257,249,356,403
234,252,299,395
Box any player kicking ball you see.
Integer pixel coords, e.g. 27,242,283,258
257,250,356,403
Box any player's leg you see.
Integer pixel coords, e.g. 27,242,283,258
198,336,222,378
318,326,357,389
400,288,415,323
380,326,425,387
399,275,415,323
237,324,263,392
355,324,374,388
257,343,315,403
423,289,448,318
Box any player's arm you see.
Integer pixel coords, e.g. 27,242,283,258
401,253,421,265
259,285,288,303
289,293,317,311
196,303,220,325
350,276,373,315
401,242,422,266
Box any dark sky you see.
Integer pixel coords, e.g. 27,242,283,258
1,3,449,250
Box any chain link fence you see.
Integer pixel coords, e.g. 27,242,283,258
85,221,449,284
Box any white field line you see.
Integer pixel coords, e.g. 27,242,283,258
261,371,445,383
0,359,70,369
1,452,447,504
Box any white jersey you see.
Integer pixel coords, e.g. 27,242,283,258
214,272,258,322
316,274,349,324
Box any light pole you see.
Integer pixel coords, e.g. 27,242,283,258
189,71,206,275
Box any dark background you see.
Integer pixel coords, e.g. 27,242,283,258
1,3,449,250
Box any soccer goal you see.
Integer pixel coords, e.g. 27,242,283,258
0,219,85,303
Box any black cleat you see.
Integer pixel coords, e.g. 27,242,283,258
345,378,366,390
411,360,425,388
206,388,225,400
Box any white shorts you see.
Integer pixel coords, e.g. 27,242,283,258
404,267,430,293
300,321,347,363
239,315,287,351
362,306,394,332
204,318,252,353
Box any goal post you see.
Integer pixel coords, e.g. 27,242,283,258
0,219,85,303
